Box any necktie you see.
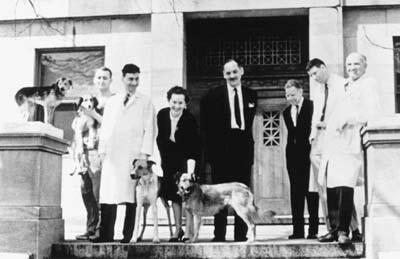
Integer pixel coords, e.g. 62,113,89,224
234,88,241,128
294,105,299,126
320,84,328,122
123,93,130,106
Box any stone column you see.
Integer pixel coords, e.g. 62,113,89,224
0,122,68,259
151,12,185,110
309,7,344,76
361,116,400,259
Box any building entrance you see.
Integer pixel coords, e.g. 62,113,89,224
186,16,309,216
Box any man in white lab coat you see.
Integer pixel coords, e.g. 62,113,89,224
91,63,156,243
307,58,346,237
319,53,380,244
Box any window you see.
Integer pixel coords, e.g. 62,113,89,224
35,47,105,141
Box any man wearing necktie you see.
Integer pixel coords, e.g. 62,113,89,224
201,59,257,242
94,63,156,243
283,79,319,239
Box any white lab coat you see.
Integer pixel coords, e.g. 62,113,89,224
98,92,156,204
309,74,346,192
319,75,381,188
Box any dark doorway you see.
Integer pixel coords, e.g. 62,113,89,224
186,16,309,216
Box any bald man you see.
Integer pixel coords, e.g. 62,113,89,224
318,53,380,244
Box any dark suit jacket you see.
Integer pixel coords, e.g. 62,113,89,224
283,98,313,172
200,85,257,166
156,107,201,170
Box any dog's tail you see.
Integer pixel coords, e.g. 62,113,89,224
251,201,276,224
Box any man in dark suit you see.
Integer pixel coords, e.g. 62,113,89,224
283,79,319,239
200,59,257,242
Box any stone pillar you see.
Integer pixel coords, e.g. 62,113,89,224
151,12,185,111
361,116,400,259
0,122,68,259
309,7,344,75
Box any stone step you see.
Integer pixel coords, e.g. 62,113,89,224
138,215,325,226
51,241,364,259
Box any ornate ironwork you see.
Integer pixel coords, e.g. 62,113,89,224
263,111,280,147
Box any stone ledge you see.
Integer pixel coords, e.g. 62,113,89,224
0,253,33,259
0,206,62,219
51,241,364,259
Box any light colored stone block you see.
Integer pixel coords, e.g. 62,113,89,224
362,116,400,259
309,7,344,76
0,126,68,259
0,253,32,259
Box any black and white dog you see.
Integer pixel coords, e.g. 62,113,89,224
15,77,73,124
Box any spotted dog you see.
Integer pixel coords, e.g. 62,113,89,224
70,95,101,176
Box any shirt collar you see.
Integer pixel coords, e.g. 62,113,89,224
292,96,304,110
227,83,242,94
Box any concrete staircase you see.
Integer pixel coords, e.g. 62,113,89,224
51,240,364,259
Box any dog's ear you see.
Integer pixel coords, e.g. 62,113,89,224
92,96,99,110
132,159,138,169
147,160,156,169
174,171,183,184
77,97,83,108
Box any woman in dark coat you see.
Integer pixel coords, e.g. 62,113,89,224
157,86,200,242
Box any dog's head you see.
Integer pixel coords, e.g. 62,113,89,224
130,159,156,180
53,77,73,97
177,172,197,198
77,95,99,111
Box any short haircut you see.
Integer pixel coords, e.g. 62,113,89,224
96,66,112,78
306,58,325,72
285,79,303,90
167,86,190,103
223,58,243,70
122,63,140,76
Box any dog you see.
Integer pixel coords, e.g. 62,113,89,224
177,173,275,243
69,95,101,176
130,159,173,243
15,77,73,124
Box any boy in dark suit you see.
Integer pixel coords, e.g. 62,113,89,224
200,59,257,242
283,79,319,239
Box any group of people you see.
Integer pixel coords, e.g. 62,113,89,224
283,52,380,244
74,59,255,243
73,52,379,244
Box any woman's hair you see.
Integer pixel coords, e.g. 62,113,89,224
167,86,190,103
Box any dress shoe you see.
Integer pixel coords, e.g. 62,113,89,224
338,231,351,244
89,236,113,243
120,238,131,244
75,232,94,240
234,237,248,242
351,229,363,242
169,229,185,242
288,233,304,239
318,232,338,242
211,237,226,242
306,234,318,239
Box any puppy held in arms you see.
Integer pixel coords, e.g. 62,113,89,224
177,173,276,243
14,77,73,125
70,95,101,176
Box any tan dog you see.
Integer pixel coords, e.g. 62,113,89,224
130,160,173,243
177,173,275,243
